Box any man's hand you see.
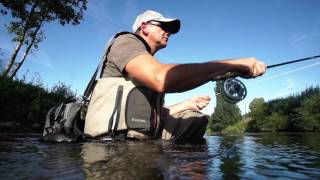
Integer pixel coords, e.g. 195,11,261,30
235,57,267,78
181,95,211,111
165,95,211,116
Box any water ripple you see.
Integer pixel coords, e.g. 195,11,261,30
0,133,320,179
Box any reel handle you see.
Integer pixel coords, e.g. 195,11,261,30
211,72,247,104
212,72,241,81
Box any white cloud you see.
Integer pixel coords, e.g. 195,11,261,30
289,33,309,52
29,49,53,68
266,78,295,100
289,32,320,53
0,41,53,69
249,61,320,86
123,1,139,24
1,26,54,69
85,1,125,31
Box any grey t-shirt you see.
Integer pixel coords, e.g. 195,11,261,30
101,33,151,78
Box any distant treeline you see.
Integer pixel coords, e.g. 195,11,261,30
0,77,77,133
208,80,320,133
247,86,320,132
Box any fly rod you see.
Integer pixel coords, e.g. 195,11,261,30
267,55,320,69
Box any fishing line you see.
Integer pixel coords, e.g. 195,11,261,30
249,61,320,86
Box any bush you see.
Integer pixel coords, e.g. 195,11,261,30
0,78,77,133
247,86,320,132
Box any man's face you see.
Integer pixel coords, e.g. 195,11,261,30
146,21,171,49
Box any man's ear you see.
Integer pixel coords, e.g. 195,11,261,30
141,22,149,35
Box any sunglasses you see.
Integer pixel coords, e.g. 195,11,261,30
147,21,172,33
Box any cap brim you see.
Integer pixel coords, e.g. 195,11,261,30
156,19,180,34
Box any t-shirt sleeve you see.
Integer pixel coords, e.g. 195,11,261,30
108,34,149,73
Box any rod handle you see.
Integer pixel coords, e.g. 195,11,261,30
211,72,240,81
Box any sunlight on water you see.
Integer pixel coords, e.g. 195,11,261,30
0,133,319,179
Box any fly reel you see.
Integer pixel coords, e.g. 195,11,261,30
221,78,247,104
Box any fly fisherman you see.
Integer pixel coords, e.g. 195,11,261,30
84,10,266,143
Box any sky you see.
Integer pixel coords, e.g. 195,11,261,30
1,0,320,115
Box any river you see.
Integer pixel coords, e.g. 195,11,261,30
0,133,320,179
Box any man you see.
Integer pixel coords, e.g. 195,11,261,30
85,10,266,143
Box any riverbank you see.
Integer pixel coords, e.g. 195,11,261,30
0,78,77,133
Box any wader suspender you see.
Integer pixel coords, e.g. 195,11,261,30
82,32,151,102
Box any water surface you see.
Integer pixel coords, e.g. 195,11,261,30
0,133,319,179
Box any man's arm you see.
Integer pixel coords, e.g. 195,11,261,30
125,54,266,93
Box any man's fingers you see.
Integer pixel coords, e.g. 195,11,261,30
256,62,267,76
196,100,210,110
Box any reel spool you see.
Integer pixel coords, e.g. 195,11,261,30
221,78,247,104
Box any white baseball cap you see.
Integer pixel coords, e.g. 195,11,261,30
132,10,180,34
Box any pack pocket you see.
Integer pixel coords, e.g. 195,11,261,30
125,86,154,131
84,77,163,137
42,102,85,142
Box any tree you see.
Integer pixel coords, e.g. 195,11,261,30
247,86,320,132
0,0,87,79
249,97,265,113
209,80,242,131
50,81,77,103
0,48,4,73
296,88,320,131
259,112,288,132
246,97,267,131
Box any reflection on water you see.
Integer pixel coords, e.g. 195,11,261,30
0,133,320,179
81,141,172,179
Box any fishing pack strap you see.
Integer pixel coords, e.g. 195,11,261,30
82,31,136,101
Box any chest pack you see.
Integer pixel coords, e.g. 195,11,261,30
42,32,163,142
84,78,164,138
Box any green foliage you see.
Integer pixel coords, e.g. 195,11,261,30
0,0,87,78
247,86,320,132
296,92,320,131
1,0,88,41
222,120,247,133
50,81,78,103
249,98,265,112
208,81,242,132
258,112,289,132
247,101,267,132
0,77,77,133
